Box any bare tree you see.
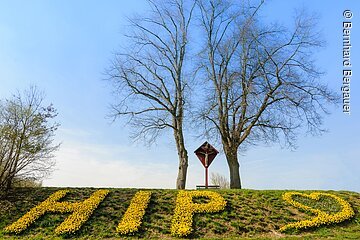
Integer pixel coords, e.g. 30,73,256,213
0,86,59,194
210,172,229,189
197,0,338,188
108,0,196,189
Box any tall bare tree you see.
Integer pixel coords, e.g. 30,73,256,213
108,0,196,189
0,86,59,194
197,0,338,188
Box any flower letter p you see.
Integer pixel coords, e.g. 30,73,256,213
171,190,226,237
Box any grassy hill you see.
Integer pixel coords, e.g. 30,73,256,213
0,188,359,239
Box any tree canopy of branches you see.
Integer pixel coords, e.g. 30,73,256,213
108,0,196,189
0,87,59,194
109,0,338,189
197,0,338,188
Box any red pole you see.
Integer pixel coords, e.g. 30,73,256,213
205,167,208,189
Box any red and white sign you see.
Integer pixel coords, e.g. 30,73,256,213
194,141,218,168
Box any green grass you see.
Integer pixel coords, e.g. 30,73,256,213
0,188,359,239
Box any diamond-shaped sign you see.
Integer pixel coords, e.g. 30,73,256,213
194,141,218,168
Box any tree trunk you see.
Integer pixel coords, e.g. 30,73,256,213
174,125,188,189
5,176,12,190
224,146,241,189
176,154,188,189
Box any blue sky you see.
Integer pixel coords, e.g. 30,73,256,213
0,0,359,191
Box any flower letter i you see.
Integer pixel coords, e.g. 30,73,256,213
116,191,152,235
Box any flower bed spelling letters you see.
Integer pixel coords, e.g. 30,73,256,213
280,192,355,232
3,190,355,237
